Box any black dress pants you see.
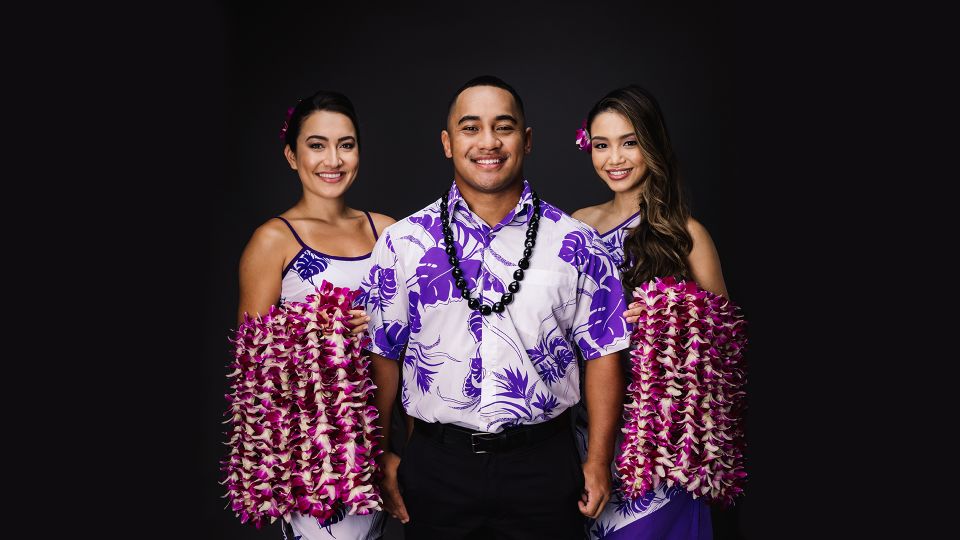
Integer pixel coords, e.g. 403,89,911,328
398,421,585,540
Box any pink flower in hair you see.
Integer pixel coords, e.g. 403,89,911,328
279,106,296,141
575,119,591,152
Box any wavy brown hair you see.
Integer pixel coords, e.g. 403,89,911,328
587,85,692,291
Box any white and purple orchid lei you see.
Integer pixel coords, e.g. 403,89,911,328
616,277,748,507
222,280,383,528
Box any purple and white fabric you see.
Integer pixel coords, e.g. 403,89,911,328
575,211,712,540
363,179,630,432
274,214,386,540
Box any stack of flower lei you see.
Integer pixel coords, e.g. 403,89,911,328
221,280,382,528
616,277,747,507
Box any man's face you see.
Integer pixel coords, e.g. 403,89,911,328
441,85,532,194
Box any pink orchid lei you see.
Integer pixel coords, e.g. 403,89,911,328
221,280,383,528
575,119,591,152
616,277,747,507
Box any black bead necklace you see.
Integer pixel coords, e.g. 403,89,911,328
440,190,541,316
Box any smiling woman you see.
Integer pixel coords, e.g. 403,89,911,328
571,85,732,540
232,89,396,540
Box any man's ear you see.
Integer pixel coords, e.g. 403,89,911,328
524,127,533,154
284,144,298,169
441,130,453,159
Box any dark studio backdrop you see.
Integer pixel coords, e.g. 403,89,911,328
152,2,818,538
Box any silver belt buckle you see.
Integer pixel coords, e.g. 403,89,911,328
470,431,499,454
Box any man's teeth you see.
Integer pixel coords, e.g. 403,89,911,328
476,159,503,164
319,172,342,178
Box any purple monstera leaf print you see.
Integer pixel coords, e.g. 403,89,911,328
481,270,506,295
416,246,481,306
409,213,444,244
584,274,627,348
374,321,409,360
539,200,563,222
558,231,591,266
359,264,398,311
462,353,483,399
293,251,328,285
468,310,483,342
408,290,422,333
453,219,486,259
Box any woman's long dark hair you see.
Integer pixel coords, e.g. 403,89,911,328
587,85,692,292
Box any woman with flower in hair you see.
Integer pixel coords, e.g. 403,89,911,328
236,89,395,539
570,85,733,539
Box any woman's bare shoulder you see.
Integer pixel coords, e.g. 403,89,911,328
570,204,608,230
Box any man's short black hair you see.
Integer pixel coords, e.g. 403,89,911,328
443,75,526,130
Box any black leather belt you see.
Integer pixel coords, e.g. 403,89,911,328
413,409,570,454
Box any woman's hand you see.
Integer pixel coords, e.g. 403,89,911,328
347,309,371,335
623,302,643,324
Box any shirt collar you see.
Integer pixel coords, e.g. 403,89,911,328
445,178,535,228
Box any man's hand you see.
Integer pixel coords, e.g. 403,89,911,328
378,451,410,523
578,459,611,519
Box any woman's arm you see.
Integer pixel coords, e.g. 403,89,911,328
237,223,286,325
686,217,729,299
623,216,730,323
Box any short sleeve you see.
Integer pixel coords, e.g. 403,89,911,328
571,231,630,360
363,230,411,361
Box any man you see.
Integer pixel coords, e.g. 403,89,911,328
363,76,629,539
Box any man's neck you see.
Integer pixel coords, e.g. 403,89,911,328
453,177,525,227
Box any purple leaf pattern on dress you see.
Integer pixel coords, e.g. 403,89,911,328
293,251,329,285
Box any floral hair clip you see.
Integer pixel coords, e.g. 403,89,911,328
279,106,296,141
279,99,302,141
575,119,591,152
